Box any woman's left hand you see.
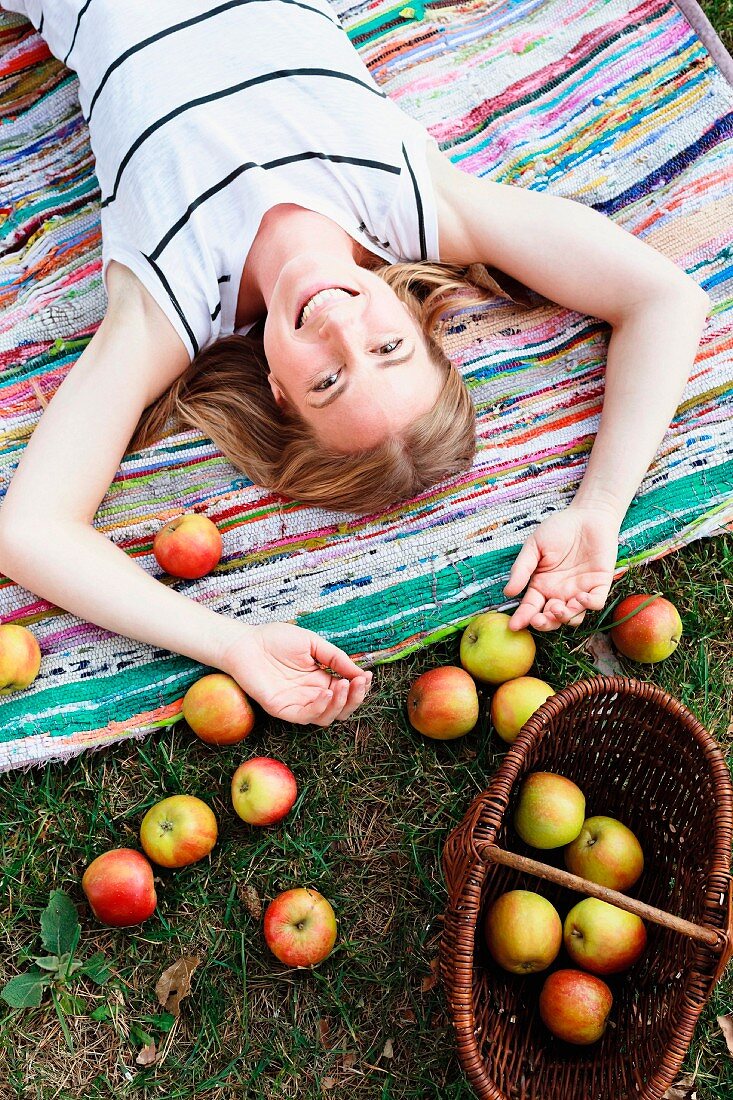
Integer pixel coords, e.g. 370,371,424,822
503,504,621,631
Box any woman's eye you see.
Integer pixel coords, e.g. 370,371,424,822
314,371,341,392
380,339,402,354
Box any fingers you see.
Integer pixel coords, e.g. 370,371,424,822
507,588,545,631
303,674,371,727
309,635,371,684
503,539,540,599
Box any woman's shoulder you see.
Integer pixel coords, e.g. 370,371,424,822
424,141,471,266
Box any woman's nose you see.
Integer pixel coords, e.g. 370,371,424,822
317,298,361,339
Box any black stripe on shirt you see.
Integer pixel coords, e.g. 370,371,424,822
148,151,402,262
85,0,343,125
142,253,200,358
211,302,222,322
63,0,94,66
100,68,387,209
38,12,44,33
401,142,427,261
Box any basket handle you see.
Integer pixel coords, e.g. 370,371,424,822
478,844,729,954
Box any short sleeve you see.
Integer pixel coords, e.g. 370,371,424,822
382,109,441,265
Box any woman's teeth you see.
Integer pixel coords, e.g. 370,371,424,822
298,287,353,327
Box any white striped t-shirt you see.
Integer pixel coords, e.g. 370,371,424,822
5,0,441,362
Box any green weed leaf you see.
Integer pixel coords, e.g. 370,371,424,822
40,891,79,956
81,953,112,986
2,968,52,1008
33,955,61,972
89,1004,112,1022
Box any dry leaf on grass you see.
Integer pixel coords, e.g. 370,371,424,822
238,883,262,921
318,1018,330,1047
342,1052,357,1069
382,1038,394,1059
321,1078,337,1090
136,1041,157,1067
421,957,440,992
663,1074,697,1099
155,955,200,1017
718,1014,733,1056
583,632,624,676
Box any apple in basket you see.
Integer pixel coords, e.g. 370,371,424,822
565,815,644,891
182,673,256,746
609,593,683,663
0,623,42,694
484,889,562,973
153,513,222,579
513,772,586,849
459,612,535,685
231,757,298,825
82,848,157,927
264,888,337,967
564,897,647,975
539,969,613,1045
490,676,555,744
140,795,218,868
406,666,479,740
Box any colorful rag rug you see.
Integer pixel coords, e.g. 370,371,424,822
0,1,731,771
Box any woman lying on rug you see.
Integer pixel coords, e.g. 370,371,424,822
0,0,710,727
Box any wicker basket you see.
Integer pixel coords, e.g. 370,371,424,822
441,676,733,1100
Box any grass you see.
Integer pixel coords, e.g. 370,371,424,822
2,2,733,1096
1,534,731,1100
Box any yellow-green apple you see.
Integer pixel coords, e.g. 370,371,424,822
82,848,157,927
263,888,337,967
484,889,562,973
231,757,297,825
539,969,613,1045
513,772,586,849
564,815,644,891
563,897,647,975
182,673,255,746
153,513,222,579
406,666,479,740
140,794,218,868
0,623,42,694
490,676,555,744
460,612,535,685
610,594,682,663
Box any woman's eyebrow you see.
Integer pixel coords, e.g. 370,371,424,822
312,346,416,409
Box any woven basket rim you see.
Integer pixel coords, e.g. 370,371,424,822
441,675,733,1100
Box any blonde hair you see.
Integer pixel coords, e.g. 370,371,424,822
126,260,524,513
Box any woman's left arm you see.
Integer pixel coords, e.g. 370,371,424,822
432,156,711,629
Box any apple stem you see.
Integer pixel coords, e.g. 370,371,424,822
479,843,726,951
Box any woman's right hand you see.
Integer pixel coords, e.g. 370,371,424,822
219,622,372,726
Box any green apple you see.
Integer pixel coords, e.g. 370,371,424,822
564,897,647,974
490,676,555,744
539,969,613,1044
513,772,586,849
484,889,562,974
459,612,535,685
564,815,644,891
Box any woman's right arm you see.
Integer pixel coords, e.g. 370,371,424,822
0,273,370,724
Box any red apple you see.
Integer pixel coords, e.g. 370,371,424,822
460,611,535,685
539,969,613,1045
484,890,562,974
139,794,218,868
231,757,297,825
406,666,479,740
610,594,682,663
564,815,644,891
564,897,647,975
0,623,42,694
153,513,222,579
263,887,337,967
82,848,156,927
490,676,555,744
513,772,586,849
182,673,255,746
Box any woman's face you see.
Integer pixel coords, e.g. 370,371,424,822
262,252,443,452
